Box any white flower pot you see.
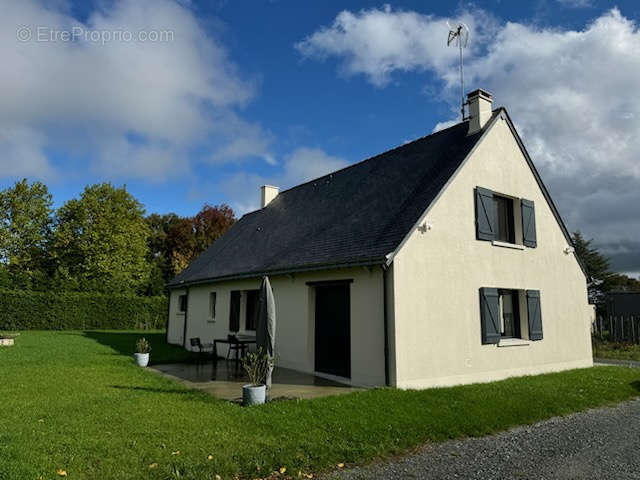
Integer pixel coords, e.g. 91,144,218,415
134,352,150,367
242,384,266,406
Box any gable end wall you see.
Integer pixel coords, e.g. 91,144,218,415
391,117,593,388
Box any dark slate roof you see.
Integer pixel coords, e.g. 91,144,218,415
168,115,494,286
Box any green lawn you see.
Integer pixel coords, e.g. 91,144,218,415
1,332,639,480
593,339,640,361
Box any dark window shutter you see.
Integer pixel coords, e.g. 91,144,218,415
475,187,496,241
229,290,241,332
521,199,537,248
480,288,501,344
526,290,543,340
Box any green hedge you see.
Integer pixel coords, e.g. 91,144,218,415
0,290,167,330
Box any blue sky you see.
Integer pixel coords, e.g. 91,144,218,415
2,0,640,274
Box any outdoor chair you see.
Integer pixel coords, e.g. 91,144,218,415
190,337,213,365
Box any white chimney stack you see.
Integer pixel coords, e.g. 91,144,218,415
260,185,279,208
467,89,493,135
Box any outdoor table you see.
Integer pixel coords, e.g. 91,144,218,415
212,335,257,372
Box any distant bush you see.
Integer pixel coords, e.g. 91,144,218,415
0,290,167,330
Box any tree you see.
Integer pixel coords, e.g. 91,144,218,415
145,204,235,291
572,231,614,304
0,179,53,289
571,231,640,303
52,183,150,294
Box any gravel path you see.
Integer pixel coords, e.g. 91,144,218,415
330,398,640,480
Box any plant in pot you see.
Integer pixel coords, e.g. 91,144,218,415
241,348,273,406
0,332,19,347
134,337,151,367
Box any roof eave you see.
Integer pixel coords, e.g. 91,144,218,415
166,258,386,289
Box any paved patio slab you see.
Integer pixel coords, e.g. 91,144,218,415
151,360,360,402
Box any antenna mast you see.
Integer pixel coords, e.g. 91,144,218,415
447,21,470,121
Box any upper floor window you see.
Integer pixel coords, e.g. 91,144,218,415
475,186,537,248
494,195,515,244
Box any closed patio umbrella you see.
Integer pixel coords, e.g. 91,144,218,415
256,276,276,389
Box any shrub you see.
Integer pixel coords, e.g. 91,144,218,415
242,348,273,386
0,290,167,330
135,337,151,353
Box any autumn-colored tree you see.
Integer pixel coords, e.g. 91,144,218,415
145,204,235,292
52,183,151,293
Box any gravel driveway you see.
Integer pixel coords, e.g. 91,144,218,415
330,398,640,480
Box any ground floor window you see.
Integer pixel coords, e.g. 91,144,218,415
178,294,187,313
498,289,520,338
245,289,259,331
209,292,217,320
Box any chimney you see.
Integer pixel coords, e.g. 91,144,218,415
467,89,493,135
260,185,279,208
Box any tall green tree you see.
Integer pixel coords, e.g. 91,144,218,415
52,183,150,293
572,231,614,304
0,179,53,289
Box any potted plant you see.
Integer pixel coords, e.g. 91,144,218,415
0,332,19,347
241,348,273,406
134,337,151,367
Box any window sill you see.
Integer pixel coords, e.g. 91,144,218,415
498,338,531,347
207,318,216,323
492,241,525,250
177,312,186,316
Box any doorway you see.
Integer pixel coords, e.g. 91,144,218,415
314,282,351,378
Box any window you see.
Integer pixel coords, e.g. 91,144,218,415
475,187,537,247
209,292,217,320
494,195,515,243
229,291,241,332
245,289,259,331
480,287,543,344
498,289,520,338
178,294,187,313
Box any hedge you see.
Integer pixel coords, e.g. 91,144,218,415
0,290,167,330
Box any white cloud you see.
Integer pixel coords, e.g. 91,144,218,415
0,0,273,181
295,5,497,87
298,7,640,273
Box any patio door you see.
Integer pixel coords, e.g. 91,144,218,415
314,282,351,378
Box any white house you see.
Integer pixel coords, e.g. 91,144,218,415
166,89,593,389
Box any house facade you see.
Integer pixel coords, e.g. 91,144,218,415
167,89,593,389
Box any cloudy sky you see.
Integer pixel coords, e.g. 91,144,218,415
1,0,640,275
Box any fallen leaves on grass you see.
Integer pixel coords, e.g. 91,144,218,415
148,463,158,469
279,467,287,474
56,469,67,477
337,463,344,468
207,455,214,461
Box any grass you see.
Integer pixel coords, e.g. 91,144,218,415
1,332,639,480
593,338,640,361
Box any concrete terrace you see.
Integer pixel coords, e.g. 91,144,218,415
151,360,361,402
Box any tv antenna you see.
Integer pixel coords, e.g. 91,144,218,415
447,21,470,121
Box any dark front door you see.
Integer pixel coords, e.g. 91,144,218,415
314,283,351,378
